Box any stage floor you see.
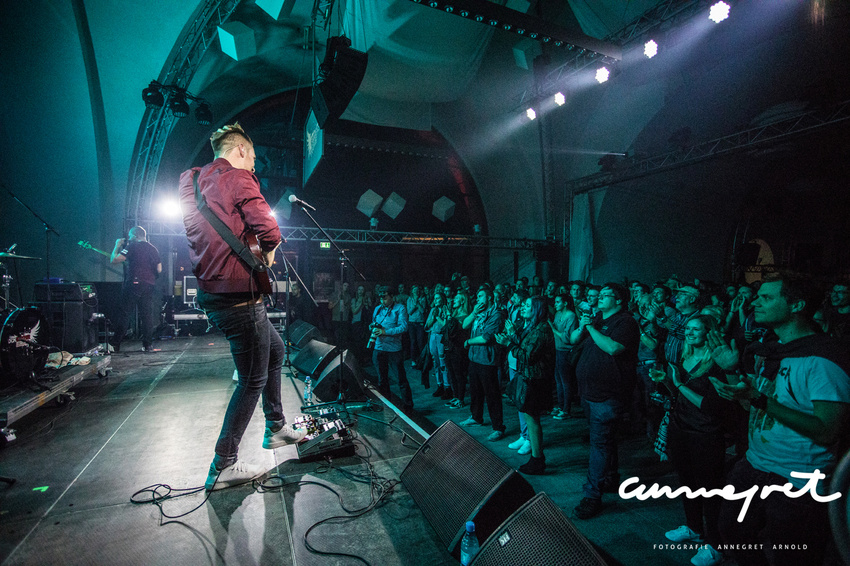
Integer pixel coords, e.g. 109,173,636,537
0,335,700,565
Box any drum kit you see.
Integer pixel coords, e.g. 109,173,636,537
1,249,49,386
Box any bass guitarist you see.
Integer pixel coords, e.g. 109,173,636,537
179,122,305,491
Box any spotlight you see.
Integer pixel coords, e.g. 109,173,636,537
168,91,190,117
554,92,565,106
529,32,538,39
526,108,536,120
474,14,484,22
541,36,551,43
516,28,525,35
142,82,164,109
595,67,610,83
554,40,563,47
195,102,213,126
157,197,182,218
709,1,730,23
444,5,453,12
644,39,658,58
459,9,469,17
502,23,512,31
428,1,438,8
488,19,498,26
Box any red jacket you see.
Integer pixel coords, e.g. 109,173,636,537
179,158,281,294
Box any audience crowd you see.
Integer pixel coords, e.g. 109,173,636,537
316,271,850,566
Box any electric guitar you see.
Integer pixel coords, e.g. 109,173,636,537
77,240,111,258
245,232,273,295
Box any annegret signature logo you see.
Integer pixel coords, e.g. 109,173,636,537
619,470,841,522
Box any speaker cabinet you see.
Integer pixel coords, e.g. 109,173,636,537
291,339,338,377
31,301,97,353
288,319,323,349
400,421,535,560
471,493,606,566
311,40,368,128
313,349,365,401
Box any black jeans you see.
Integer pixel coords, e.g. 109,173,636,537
668,424,725,547
373,349,413,409
113,281,155,348
468,361,504,432
207,302,285,470
718,458,832,566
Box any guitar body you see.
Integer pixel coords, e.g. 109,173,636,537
245,232,273,295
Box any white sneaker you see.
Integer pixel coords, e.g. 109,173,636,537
205,460,265,491
508,436,526,450
263,424,307,449
517,439,532,455
665,525,703,543
691,544,723,566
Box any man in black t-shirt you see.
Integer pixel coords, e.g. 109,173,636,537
572,282,639,520
110,226,161,352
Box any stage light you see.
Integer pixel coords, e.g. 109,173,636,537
168,91,190,117
644,39,658,58
157,197,182,218
709,1,730,23
526,108,536,120
444,5,453,12
529,32,538,39
195,102,213,126
554,40,563,47
503,23,512,31
517,28,525,35
488,19,498,26
428,1,438,8
595,67,610,83
142,82,164,109
459,9,469,17
554,92,565,106
475,14,484,22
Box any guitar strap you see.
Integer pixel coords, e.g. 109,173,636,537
192,170,267,273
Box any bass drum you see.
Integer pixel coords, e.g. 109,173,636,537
1,307,50,386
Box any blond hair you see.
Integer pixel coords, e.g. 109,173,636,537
210,122,252,157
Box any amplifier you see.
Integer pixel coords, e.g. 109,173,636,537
34,282,96,302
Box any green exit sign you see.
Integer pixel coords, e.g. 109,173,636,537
319,241,331,249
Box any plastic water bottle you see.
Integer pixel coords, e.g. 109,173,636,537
303,376,312,405
460,521,480,566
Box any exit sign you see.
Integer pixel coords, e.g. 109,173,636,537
319,241,331,249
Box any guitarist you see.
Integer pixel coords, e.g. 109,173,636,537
110,225,161,353
178,122,305,491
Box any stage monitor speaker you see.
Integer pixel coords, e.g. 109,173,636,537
400,420,536,561
291,339,338,377
31,301,97,353
311,38,368,128
313,349,365,401
470,493,606,566
288,319,323,349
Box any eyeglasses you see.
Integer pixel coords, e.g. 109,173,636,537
598,293,616,299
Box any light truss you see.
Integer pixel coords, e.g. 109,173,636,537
519,0,707,107
566,98,850,194
137,221,547,250
126,0,242,225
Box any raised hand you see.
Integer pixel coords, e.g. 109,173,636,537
707,330,740,370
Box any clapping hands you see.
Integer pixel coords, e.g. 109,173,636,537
707,330,740,370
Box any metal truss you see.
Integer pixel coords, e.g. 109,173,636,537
519,0,705,107
138,221,548,250
126,0,242,225
566,98,850,194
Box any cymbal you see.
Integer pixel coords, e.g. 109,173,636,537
0,252,40,260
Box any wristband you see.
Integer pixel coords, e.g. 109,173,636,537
750,394,768,411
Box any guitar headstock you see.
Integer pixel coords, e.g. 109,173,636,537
78,240,93,250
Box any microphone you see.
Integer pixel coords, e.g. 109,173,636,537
288,194,316,211
6,243,17,253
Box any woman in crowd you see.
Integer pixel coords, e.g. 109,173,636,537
350,284,372,365
425,291,452,400
496,295,555,475
406,285,428,367
654,315,736,566
443,290,471,407
548,293,578,419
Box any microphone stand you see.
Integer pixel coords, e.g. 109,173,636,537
276,252,317,367
3,183,59,325
291,201,366,411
